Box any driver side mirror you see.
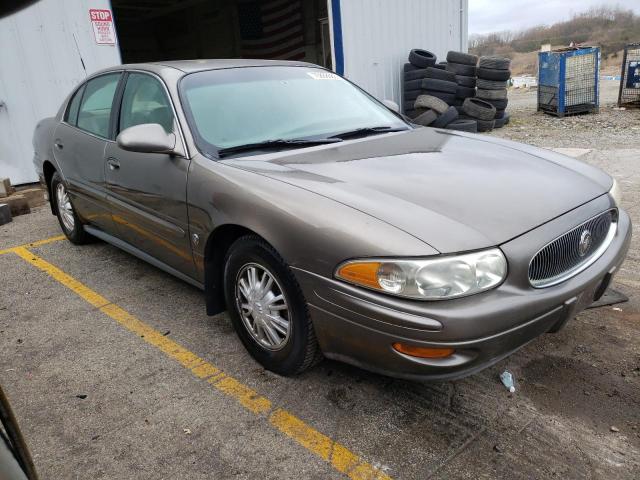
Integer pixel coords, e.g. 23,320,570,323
116,123,176,154
382,99,400,113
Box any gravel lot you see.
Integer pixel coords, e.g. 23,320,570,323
0,81,638,479
492,80,640,150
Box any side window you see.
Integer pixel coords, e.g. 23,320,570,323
77,73,121,138
119,73,174,134
65,85,85,126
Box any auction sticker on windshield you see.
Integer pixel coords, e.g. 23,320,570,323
307,72,340,80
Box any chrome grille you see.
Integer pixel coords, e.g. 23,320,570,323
528,210,617,288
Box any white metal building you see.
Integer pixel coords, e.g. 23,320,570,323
0,0,468,184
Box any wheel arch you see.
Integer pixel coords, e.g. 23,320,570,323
43,160,57,215
203,223,268,316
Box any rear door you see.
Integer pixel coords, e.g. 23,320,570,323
104,71,195,278
53,72,122,235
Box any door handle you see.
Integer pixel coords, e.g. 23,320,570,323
107,158,120,170
54,140,64,150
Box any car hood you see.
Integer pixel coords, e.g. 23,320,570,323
222,127,612,253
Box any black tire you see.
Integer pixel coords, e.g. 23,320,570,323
477,67,511,81
422,90,456,105
408,49,437,68
462,97,496,120
445,119,477,133
455,75,477,87
404,68,428,81
433,62,447,70
413,109,438,126
456,85,476,99
50,171,90,245
454,105,466,115
404,109,419,119
223,235,322,375
432,106,459,128
446,62,476,76
476,78,508,90
504,112,511,125
404,79,424,90
421,78,457,94
476,88,508,100
404,89,421,101
424,67,456,82
478,56,511,71
403,101,417,113
446,51,478,66
494,115,507,129
495,109,506,119
484,98,508,110
403,62,420,73
477,119,495,132
414,94,449,114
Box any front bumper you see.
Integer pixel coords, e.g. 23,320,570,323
294,199,632,381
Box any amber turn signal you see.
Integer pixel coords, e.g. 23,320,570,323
392,343,455,359
336,262,382,290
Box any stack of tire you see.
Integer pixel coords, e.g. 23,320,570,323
476,56,511,128
403,50,455,115
445,51,478,115
402,50,476,132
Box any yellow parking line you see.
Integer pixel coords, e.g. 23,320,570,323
10,246,391,480
0,234,66,255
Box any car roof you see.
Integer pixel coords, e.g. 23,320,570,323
96,59,317,76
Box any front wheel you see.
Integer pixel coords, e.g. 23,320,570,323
51,171,89,244
223,235,322,375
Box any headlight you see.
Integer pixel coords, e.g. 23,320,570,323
335,249,507,300
609,178,622,206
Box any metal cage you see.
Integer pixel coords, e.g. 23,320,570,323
618,43,640,108
538,47,600,117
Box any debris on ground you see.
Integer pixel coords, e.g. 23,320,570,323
611,426,620,432
500,370,516,393
0,203,11,226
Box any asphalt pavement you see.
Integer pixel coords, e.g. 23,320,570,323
1,125,639,479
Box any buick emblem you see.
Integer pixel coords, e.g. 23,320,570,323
578,230,592,257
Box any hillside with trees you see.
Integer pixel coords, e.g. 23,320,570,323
469,6,640,75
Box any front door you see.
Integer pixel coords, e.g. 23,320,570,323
105,72,195,278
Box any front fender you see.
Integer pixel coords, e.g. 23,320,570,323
186,154,436,285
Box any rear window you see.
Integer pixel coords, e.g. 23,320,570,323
76,73,120,138
64,85,85,126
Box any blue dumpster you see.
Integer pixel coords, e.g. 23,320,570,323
538,47,600,117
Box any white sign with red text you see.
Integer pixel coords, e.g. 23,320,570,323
89,9,116,45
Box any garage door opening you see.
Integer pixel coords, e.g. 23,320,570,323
111,0,332,69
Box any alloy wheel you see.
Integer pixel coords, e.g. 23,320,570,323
56,182,75,231
235,263,290,351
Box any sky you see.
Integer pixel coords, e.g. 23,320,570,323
469,0,640,35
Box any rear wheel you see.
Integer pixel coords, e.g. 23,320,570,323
223,235,322,375
51,171,89,244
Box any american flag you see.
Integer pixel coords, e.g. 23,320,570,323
238,0,306,61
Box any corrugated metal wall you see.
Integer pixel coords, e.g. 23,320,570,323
0,0,121,184
335,0,468,103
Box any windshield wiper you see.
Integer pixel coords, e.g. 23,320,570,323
327,126,408,140
218,138,342,156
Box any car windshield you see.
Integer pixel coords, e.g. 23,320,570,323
179,66,408,155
